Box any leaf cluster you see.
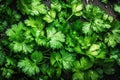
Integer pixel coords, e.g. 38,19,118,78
0,0,120,80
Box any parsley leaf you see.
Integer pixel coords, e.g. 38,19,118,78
18,58,40,76
46,27,65,49
17,0,47,15
105,21,120,47
43,10,56,23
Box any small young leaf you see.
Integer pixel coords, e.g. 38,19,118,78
31,51,43,63
43,10,56,23
72,3,83,16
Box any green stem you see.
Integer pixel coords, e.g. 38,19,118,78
44,56,50,59
43,48,51,53
66,13,74,21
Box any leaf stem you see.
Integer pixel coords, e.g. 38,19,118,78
66,13,74,21
43,48,51,53
44,56,50,59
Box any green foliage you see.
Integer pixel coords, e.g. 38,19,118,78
31,51,43,63
1,68,14,79
51,1,62,12
6,22,25,41
114,4,120,13
71,2,83,16
17,0,47,15
110,48,120,66
73,57,93,71
72,70,99,80
87,43,107,59
50,50,75,69
0,50,5,66
1,0,120,80
72,71,84,80
105,21,120,47
46,27,65,49
43,10,56,23
101,0,108,4
18,58,40,76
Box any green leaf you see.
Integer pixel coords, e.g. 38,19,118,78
83,4,104,19
79,57,93,70
82,22,92,34
72,3,83,16
103,67,115,75
60,50,75,69
74,57,93,71
6,22,25,41
10,41,33,53
1,68,14,79
5,57,16,67
12,41,22,52
114,4,120,13
51,2,61,12
50,50,75,69
47,27,65,49
85,70,99,80
72,71,84,80
40,64,48,75
105,21,120,47
74,45,83,54
87,43,107,59
35,37,47,46
43,10,56,23
89,44,100,56
0,51,5,66
31,51,43,63
25,16,45,29
17,0,47,15
101,0,108,4
56,68,61,78
78,35,97,49
108,16,114,23
92,19,111,32
18,58,40,76
50,52,62,68
30,28,47,46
